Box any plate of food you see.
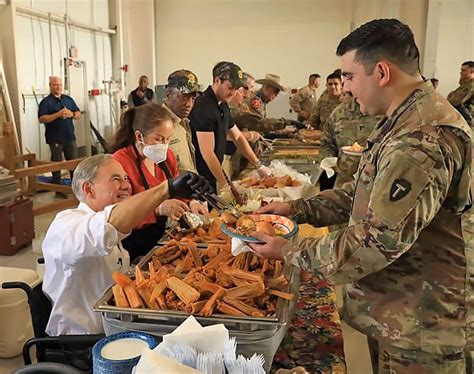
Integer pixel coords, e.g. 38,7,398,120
220,213,298,243
341,142,364,156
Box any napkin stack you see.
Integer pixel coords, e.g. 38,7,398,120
135,316,265,374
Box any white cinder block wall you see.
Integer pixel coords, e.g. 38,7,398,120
153,0,434,117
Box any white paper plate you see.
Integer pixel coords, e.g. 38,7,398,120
341,146,363,156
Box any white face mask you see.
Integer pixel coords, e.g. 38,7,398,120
142,142,168,164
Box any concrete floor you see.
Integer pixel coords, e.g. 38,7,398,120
0,191,373,373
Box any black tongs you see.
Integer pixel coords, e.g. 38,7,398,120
201,192,242,218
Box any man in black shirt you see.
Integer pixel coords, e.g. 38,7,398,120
38,76,81,184
127,75,156,108
190,62,271,190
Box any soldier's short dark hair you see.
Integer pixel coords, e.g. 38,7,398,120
336,19,420,76
309,73,321,80
462,61,474,69
326,72,342,82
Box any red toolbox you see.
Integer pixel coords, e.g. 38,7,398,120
0,197,35,256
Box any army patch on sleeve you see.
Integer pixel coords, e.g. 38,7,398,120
389,179,411,201
251,98,261,110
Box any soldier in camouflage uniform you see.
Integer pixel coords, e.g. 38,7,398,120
162,70,199,173
462,169,474,374
319,94,383,188
314,69,342,108
309,73,343,130
289,73,321,122
251,19,472,373
447,61,474,126
225,73,263,178
315,73,344,190
233,73,302,135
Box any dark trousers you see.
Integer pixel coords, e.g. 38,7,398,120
121,217,167,262
319,172,336,191
49,142,77,183
367,336,379,373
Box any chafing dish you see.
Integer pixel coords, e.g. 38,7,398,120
93,245,299,334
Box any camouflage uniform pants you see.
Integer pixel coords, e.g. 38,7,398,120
368,337,472,374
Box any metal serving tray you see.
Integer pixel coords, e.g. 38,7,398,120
262,147,320,165
270,144,320,151
262,156,320,166
269,138,320,149
93,245,300,333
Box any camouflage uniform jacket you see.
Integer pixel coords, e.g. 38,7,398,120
289,85,318,116
447,79,474,125
319,97,383,188
309,93,341,130
232,90,286,134
228,101,250,130
286,81,472,354
162,103,197,173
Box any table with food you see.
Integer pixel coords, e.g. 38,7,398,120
259,128,323,186
93,129,345,373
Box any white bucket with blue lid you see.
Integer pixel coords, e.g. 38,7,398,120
92,331,158,373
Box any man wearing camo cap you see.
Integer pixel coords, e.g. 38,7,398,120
190,61,271,191
163,70,199,173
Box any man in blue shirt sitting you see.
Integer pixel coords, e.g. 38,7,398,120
38,76,81,184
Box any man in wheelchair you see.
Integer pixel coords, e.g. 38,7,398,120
42,154,210,335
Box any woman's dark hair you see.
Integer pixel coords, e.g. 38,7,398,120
110,104,173,153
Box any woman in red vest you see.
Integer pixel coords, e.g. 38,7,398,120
110,104,208,260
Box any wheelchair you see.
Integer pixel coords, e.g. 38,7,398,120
2,260,103,373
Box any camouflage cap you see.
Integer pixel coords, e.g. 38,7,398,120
214,62,247,89
167,70,199,94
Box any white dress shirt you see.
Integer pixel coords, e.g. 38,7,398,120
42,202,130,335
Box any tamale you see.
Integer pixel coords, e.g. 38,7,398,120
165,277,201,305
268,289,294,301
124,285,144,308
216,301,246,317
200,288,225,317
226,281,265,300
223,296,264,317
112,284,129,307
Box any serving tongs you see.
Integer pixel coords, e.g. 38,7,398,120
201,192,243,218
260,137,276,149
222,169,246,206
